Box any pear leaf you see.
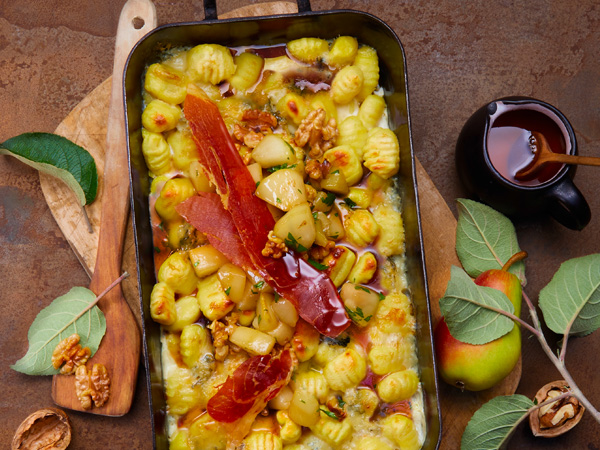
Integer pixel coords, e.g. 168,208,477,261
11,287,106,375
539,254,600,336
461,395,534,450
0,132,98,205
456,199,526,284
439,266,515,344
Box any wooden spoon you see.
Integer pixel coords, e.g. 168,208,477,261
51,0,157,416
515,131,600,180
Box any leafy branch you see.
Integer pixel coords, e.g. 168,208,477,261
11,272,128,376
443,199,600,449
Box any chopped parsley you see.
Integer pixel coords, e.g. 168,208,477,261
344,305,372,323
276,197,282,203
354,285,372,293
251,280,265,293
274,293,280,303
194,261,200,267
337,397,346,408
255,181,260,188
224,287,231,296
378,292,386,301
320,408,339,420
257,314,262,324
153,246,161,253
312,211,319,221
330,169,340,174
267,163,297,173
285,232,308,253
322,192,336,206
343,197,357,208
308,259,328,271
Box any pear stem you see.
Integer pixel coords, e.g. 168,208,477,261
521,290,600,424
501,251,528,272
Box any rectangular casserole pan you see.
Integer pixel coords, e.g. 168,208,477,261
125,1,441,448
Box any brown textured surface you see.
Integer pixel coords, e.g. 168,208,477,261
1,0,599,449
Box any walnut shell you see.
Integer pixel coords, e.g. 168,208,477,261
529,380,585,438
12,408,71,450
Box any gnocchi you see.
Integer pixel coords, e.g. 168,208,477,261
141,36,425,450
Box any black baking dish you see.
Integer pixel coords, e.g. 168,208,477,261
125,1,441,448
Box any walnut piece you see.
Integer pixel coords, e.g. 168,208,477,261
294,108,338,158
209,319,232,361
529,380,585,438
242,109,278,133
52,334,91,375
233,124,265,149
308,240,335,261
232,110,278,151
75,363,111,410
12,408,71,450
262,231,288,259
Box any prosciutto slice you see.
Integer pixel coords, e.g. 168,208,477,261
207,350,293,423
207,350,294,450
178,86,350,337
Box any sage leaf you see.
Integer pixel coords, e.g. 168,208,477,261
11,286,106,375
456,199,526,284
0,132,98,205
440,266,515,344
539,254,600,336
461,395,533,450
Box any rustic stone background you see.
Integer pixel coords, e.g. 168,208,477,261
1,0,599,448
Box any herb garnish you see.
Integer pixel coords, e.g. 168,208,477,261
344,305,372,323
285,233,308,253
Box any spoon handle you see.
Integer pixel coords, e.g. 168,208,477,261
546,153,600,167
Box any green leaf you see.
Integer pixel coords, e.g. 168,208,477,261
456,199,526,284
539,254,600,336
439,266,515,344
323,192,336,206
11,287,106,375
267,162,297,173
0,132,98,205
320,408,339,420
461,395,533,450
308,258,328,271
343,197,357,208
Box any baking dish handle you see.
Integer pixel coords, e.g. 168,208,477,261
203,0,312,20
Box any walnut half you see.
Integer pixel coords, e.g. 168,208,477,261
294,108,338,159
12,408,71,450
75,363,111,410
529,380,585,438
52,334,91,375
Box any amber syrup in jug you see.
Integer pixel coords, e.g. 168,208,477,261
486,104,571,186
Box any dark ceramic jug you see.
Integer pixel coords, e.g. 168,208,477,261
455,96,590,230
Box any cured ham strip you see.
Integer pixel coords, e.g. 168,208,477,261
176,192,252,269
207,350,293,422
182,87,350,337
207,350,294,449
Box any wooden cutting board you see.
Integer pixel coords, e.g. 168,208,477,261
39,1,520,446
